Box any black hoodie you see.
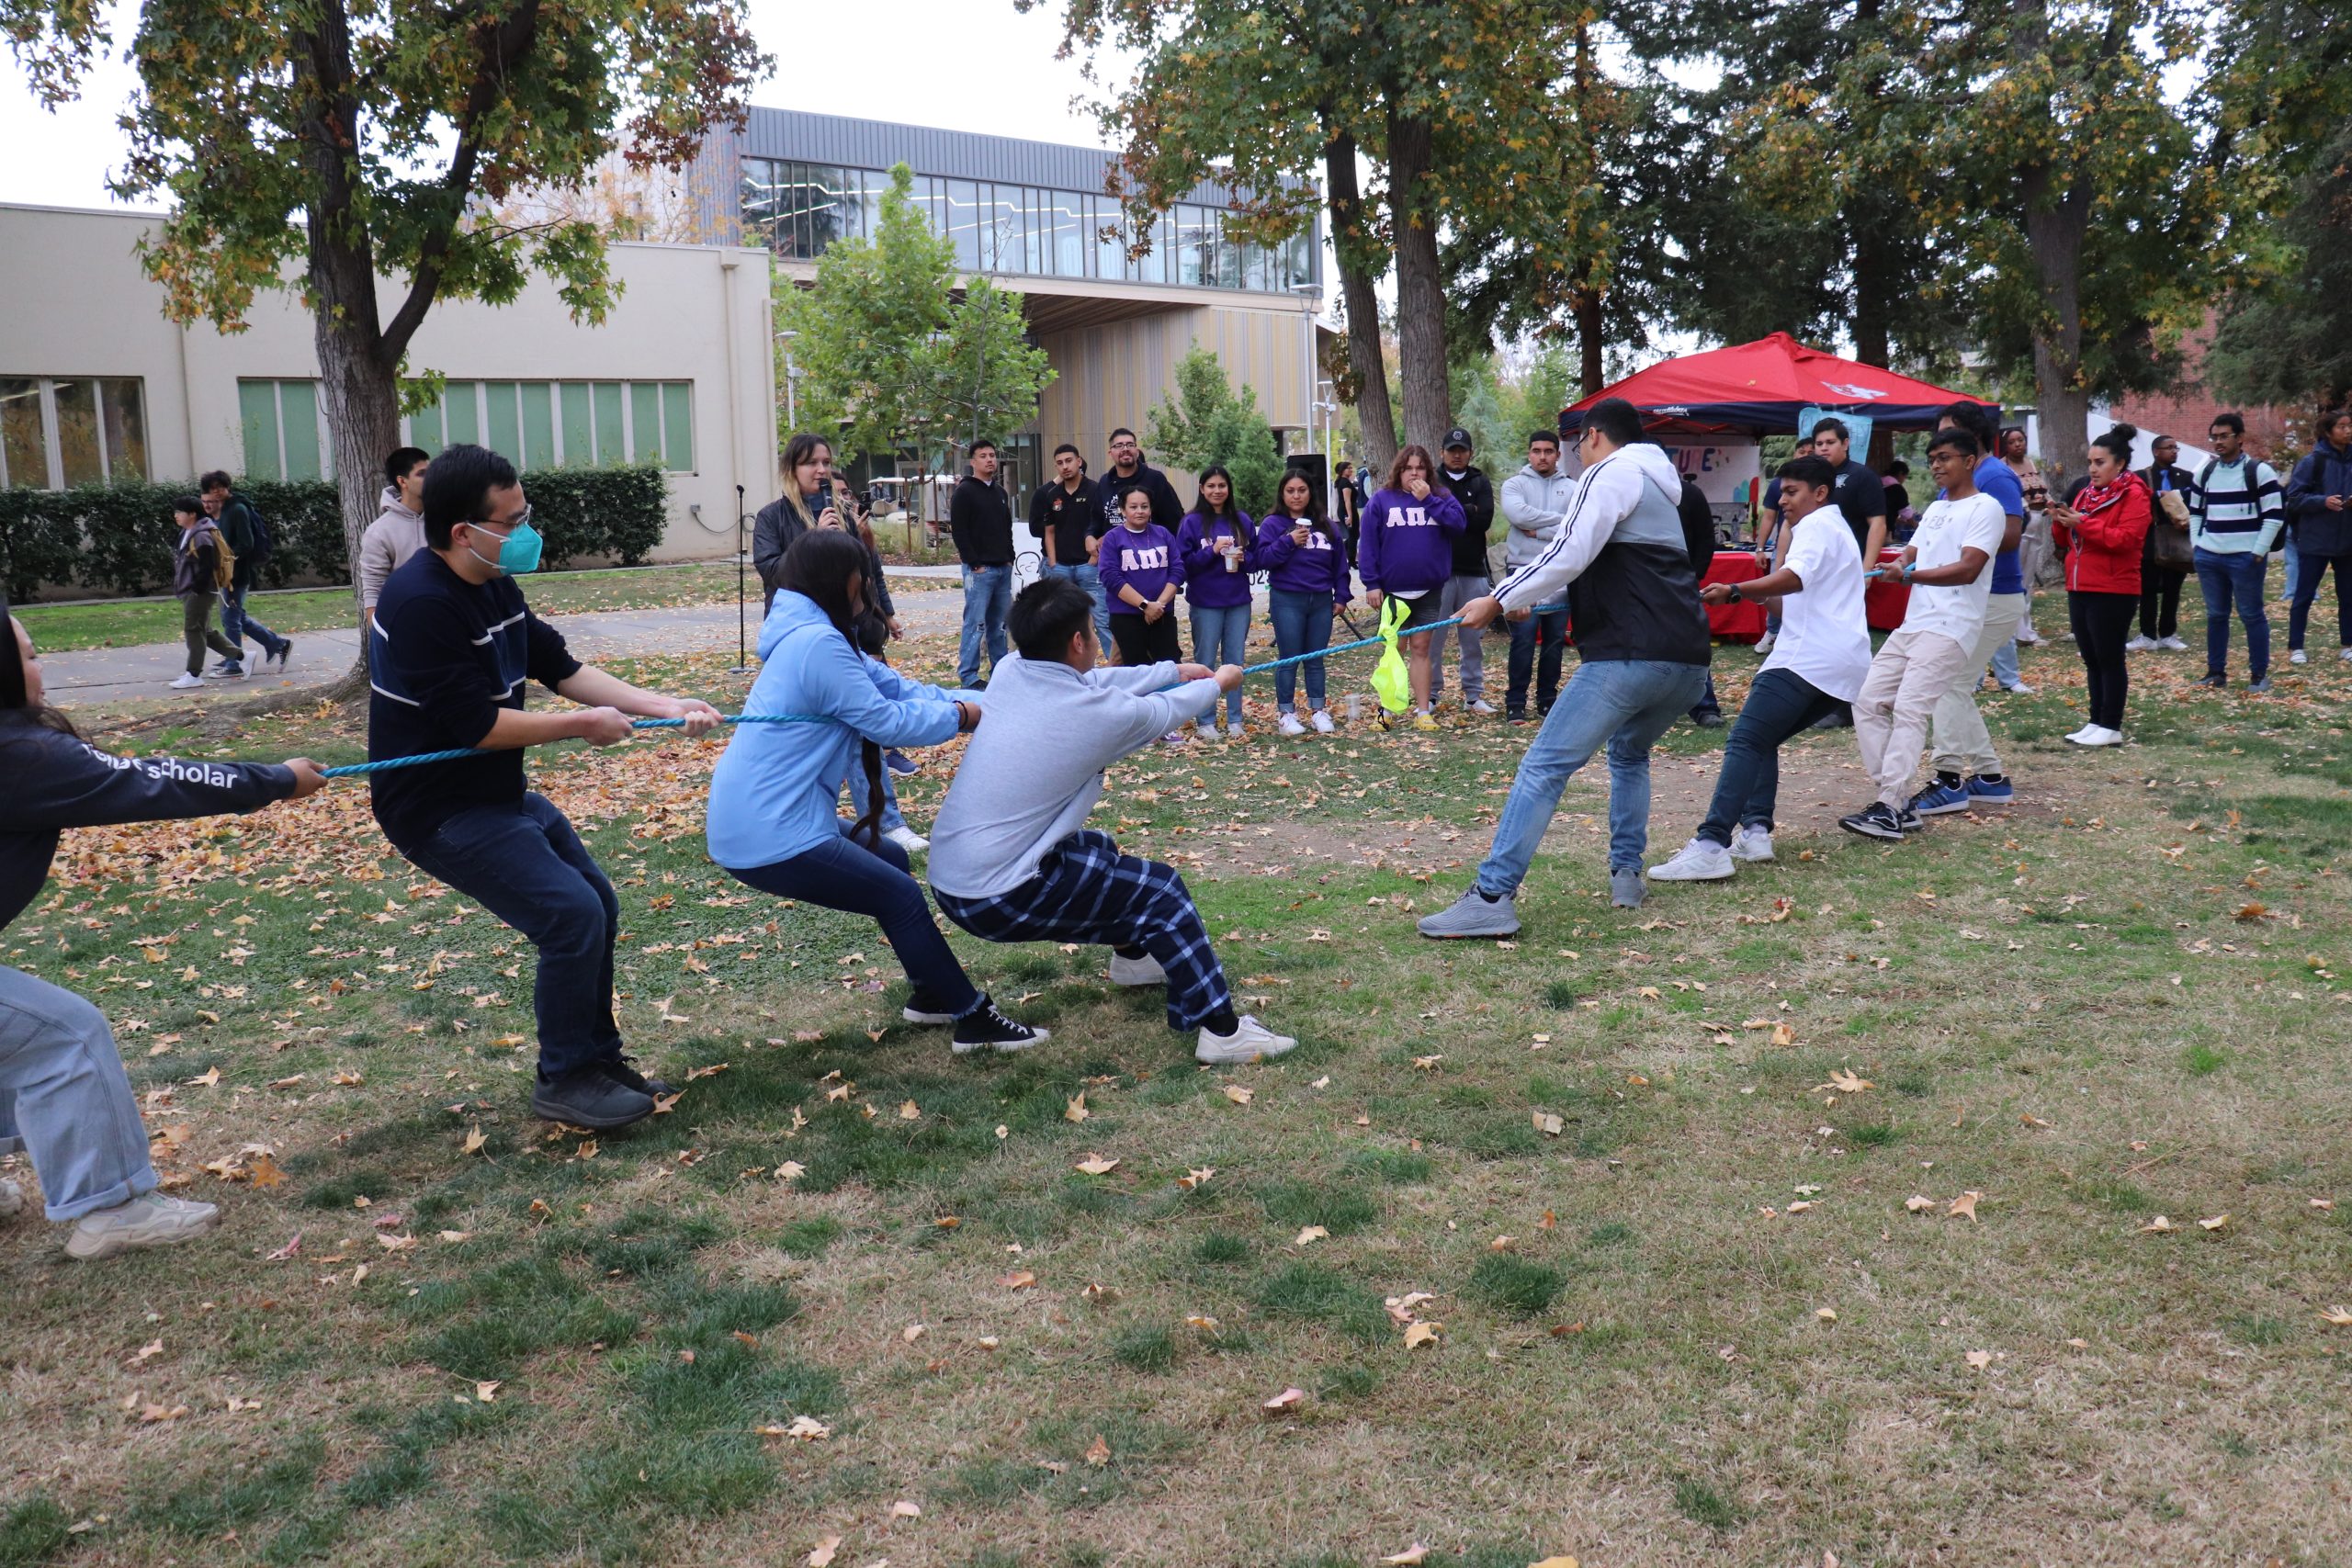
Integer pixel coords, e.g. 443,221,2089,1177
1441,463,1497,577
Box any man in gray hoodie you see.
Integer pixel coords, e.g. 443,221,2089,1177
357,446,430,626
1498,429,1577,721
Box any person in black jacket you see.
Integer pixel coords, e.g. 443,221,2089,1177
198,470,292,675
950,439,1017,688
1429,428,1500,713
2132,434,2195,649
1097,427,1185,535
1,595,325,1258
1029,443,1109,645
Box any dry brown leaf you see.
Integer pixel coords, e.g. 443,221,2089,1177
806,1537,842,1568
999,1269,1038,1291
2143,1215,2175,1233
1964,1349,1994,1370
1529,1558,1581,1568
1411,1055,1444,1071
475,1381,500,1403
1403,1320,1443,1349
889,1499,921,1519
2198,1213,2230,1231
786,1416,830,1440
898,1099,922,1122
774,1160,806,1182
1262,1386,1306,1414
246,1152,287,1190
1770,1021,1797,1046
1947,1191,1981,1222
1532,1111,1564,1137
1379,1546,1429,1566
462,1124,489,1156
1294,1225,1329,1246
1175,1166,1216,1190
1072,1154,1121,1176
1222,1083,1254,1105
1064,1092,1089,1123
1489,1234,1518,1251
2319,1306,2352,1326
1904,1195,1936,1213
902,1323,927,1343
1816,1307,1838,1322
1082,1433,1112,1467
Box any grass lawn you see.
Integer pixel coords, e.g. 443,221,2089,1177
5,593,2352,1565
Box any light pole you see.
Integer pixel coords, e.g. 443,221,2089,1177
1290,283,1321,458
776,328,800,429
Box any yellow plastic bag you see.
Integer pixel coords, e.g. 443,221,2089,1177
1370,596,1412,716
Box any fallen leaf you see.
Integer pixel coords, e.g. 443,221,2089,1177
1904,1195,1936,1213
266,1233,302,1261
268,1074,306,1090
1064,1093,1089,1123
1489,1234,1518,1251
1294,1225,1329,1246
2320,1307,2352,1326
1816,1308,1838,1322
1770,1021,1797,1046
1082,1433,1112,1467
774,1161,806,1182
898,1100,922,1122
1262,1386,1306,1414
1529,1558,1581,1568
1310,1075,1331,1089
684,1062,729,1081
1403,1321,1443,1349
890,1499,921,1519
246,1152,287,1190
1222,1084,1254,1105
130,1338,164,1365
999,1270,1037,1291
2311,1199,2335,1212
1532,1111,1564,1137
2143,1215,2175,1233
902,1324,927,1343
1185,1314,1221,1331
1176,1166,1216,1190
1072,1154,1121,1176
2198,1213,2230,1231
786,1416,831,1440
1965,1349,1994,1370
807,1537,842,1568
1379,1546,1429,1566
1412,1054,1444,1071
652,1092,683,1115
437,1230,471,1244
462,1124,489,1156
475,1381,501,1402
1948,1191,1981,1222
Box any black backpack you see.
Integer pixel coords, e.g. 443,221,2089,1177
233,492,276,568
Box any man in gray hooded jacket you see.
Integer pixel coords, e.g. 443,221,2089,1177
1498,428,1577,720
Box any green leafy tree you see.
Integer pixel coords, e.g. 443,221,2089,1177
2,0,768,639
1144,346,1284,516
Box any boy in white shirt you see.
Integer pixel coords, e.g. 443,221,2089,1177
1841,428,2007,840
1651,456,1872,881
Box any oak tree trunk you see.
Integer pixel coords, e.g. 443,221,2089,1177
1324,126,1398,477
1386,108,1451,452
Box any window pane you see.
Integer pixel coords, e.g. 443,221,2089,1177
1215,212,1238,288
1241,238,1268,293
520,382,555,468
944,179,980,269
1050,191,1084,277
593,383,625,463
443,380,479,448
1095,196,1125,280
740,157,780,250
407,387,444,456
484,381,522,462
52,379,103,486
662,382,694,471
1288,228,1314,292
0,378,46,488
278,379,323,480
1177,206,1206,286
238,380,283,481
560,383,593,464
99,378,147,480
982,183,1021,271
630,382,662,463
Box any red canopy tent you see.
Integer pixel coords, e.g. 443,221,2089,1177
1558,332,1995,436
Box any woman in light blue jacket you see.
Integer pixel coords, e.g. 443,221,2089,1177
706,532,1043,1054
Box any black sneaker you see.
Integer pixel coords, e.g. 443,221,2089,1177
1895,806,1924,833
1691,710,1726,728
902,991,962,1025
2192,671,2224,689
1838,802,1906,840
602,1055,673,1098
951,995,1049,1055
270,640,292,669
531,1066,654,1129
1505,709,1528,724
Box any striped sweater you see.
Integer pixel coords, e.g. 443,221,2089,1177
2188,457,2285,555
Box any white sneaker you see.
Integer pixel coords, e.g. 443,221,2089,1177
2064,725,2097,744
1226,723,1247,741
1196,1014,1297,1065
2290,649,2308,665
1277,712,1306,737
2159,636,2188,651
1468,699,1498,716
2001,682,2035,695
64,1192,220,1259
2124,635,2155,651
1650,837,1736,881
1108,952,1166,987
168,673,205,690
1730,825,1775,863
2339,649,2352,663
1752,632,1776,656
1309,709,1335,734
0,1177,23,1217
882,825,929,854
1159,731,1191,746
2070,725,2124,747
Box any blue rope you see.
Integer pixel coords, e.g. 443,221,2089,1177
318,602,1566,780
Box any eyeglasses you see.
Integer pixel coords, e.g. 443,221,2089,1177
469,505,532,536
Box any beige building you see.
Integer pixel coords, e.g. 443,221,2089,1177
0,202,778,560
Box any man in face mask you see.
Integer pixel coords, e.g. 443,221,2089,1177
368,444,723,1131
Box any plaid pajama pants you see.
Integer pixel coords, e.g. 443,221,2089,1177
934,829,1231,1031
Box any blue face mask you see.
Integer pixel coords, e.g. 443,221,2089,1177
467,511,543,576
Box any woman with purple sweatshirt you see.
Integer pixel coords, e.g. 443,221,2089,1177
1177,465,1256,739
1257,469,1353,735
1359,444,1468,729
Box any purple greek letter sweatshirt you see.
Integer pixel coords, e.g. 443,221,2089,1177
1176,510,1256,608
1358,487,1466,594
1099,522,1183,615
1255,514,1352,604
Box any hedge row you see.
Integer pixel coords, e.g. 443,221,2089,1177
0,464,670,601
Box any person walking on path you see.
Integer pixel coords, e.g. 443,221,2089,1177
2048,423,2152,747
2131,435,2194,652
1498,430,1577,722
1651,455,1871,883
2284,408,2352,665
1177,465,1256,739
1359,445,1468,731
1912,400,2028,816
707,531,1043,1055
1417,397,1713,925
359,447,430,627
169,495,242,691
1257,469,1353,735
1428,427,1499,714
1839,427,2007,840
1097,427,1185,536
948,438,1017,689
368,444,723,1131
2188,411,2285,688
199,471,291,677
1028,443,1108,646
2,598,326,1258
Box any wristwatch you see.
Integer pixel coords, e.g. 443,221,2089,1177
1725,582,1744,603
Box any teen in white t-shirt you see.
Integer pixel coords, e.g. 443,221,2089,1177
1653,457,1873,882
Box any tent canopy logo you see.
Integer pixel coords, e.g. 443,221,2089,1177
1820,382,1891,400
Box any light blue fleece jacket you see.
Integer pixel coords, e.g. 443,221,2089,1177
705,591,962,869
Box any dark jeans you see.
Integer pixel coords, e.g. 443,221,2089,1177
1696,668,1844,845
1267,589,1335,711
2138,567,2186,638
1506,607,1569,716
2289,554,2351,651
728,821,978,1019
2069,590,2138,729
2192,547,2268,680
220,566,288,660
398,792,622,1078
1690,668,1721,721
1109,611,1182,666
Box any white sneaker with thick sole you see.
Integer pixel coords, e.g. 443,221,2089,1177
1650,838,1736,881
1277,712,1306,737
2159,636,2188,651
881,825,929,854
1196,1014,1297,1065
1730,825,1775,863
2073,725,2124,747
2290,649,2308,665
1309,709,1335,734
64,1192,220,1259
2124,635,2156,652
1226,724,1247,741
1752,632,1776,656
2064,725,2098,744
2340,649,2352,663
168,673,205,690
1468,699,1498,716
1108,952,1166,987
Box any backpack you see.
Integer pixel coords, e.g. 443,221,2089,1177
232,492,276,568
200,523,237,591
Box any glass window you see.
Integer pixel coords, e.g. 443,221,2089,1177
442,380,479,448
1215,212,1239,289
51,379,102,486
661,382,695,471
593,383,626,463
739,157,778,249
521,382,556,468
944,179,980,270
239,380,284,481
1240,238,1268,293
278,379,324,480
979,183,1022,271
484,381,522,461
99,378,146,479
1176,206,1206,286
842,167,883,240
1095,196,1125,281
631,382,663,464
1050,190,1086,277
0,378,42,488
560,383,593,463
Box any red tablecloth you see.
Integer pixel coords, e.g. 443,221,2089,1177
1864,547,1911,630
1702,554,1767,642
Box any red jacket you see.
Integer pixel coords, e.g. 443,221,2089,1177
2057,471,2149,595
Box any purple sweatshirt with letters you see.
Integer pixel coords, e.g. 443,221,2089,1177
1255,514,1352,604
1176,510,1256,609
1358,486,1466,594
1098,522,1184,616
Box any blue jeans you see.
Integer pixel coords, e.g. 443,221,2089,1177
2290,553,2350,650
1696,668,1843,845
0,966,156,1220
847,755,907,833
2282,533,2301,602
397,792,623,1079
1987,636,2022,689
1267,590,1335,711
220,566,288,660
2193,547,2270,679
1476,659,1710,894
1506,608,1569,715
1045,561,1111,648
958,564,1012,687
729,822,978,1020
1189,602,1250,723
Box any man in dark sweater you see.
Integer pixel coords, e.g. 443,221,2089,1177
368,444,721,1131
1029,443,1109,646
199,471,291,675
950,438,1016,688
1097,427,1184,536
1430,427,1499,714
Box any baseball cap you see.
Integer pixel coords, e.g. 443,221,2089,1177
1442,427,1473,449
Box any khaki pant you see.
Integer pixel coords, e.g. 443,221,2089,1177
1853,624,1977,810
1928,592,2025,777
179,591,239,676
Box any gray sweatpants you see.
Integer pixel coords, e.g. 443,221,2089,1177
1429,573,1491,704
0,966,157,1221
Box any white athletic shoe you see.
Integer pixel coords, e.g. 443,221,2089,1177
1226,723,1247,741
1730,825,1775,863
2290,649,2308,665
1309,709,1336,734
2159,636,2188,651
0,1177,24,1217
2001,682,2035,694
1195,1014,1297,1066
168,673,205,690
1650,837,1736,882
1108,952,1167,987
2124,635,2156,652
882,825,929,854
1277,712,1306,737
63,1192,220,1260
1752,632,1777,656
2339,649,2352,663
1468,699,1498,716
2070,725,2124,747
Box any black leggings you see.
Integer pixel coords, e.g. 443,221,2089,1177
1109,611,1182,666
2138,569,2186,638
2070,590,2138,729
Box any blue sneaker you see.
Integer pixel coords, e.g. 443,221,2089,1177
1908,781,1972,817
1964,775,2015,806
